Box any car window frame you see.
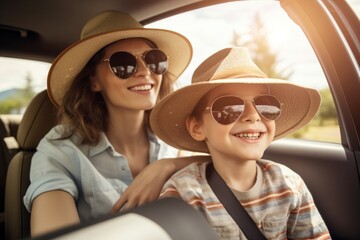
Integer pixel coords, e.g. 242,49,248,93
281,0,360,150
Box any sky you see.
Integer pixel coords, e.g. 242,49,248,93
148,0,360,90
0,0,359,93
0,57,50,92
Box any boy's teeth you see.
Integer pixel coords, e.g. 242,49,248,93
235,132,261,139
130,84,152,91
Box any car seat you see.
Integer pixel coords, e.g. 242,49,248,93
0,118,10,238
0,115,21,215
0,116,21,239
4,90,57,240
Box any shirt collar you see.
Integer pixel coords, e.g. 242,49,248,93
88,132,112,157
88,129,160,157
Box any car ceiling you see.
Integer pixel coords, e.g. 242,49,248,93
0,0,229,63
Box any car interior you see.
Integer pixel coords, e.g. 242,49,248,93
4,90,57,240
33,198,219,240
1,0,360,239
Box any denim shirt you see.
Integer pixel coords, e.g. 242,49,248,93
23,125,178,221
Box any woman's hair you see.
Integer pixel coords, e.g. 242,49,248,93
57,38,174,145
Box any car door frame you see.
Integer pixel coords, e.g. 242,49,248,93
263,0,360,239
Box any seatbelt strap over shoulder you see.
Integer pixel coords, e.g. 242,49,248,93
206,163,266,240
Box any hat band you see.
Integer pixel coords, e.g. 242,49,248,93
211,66,267,81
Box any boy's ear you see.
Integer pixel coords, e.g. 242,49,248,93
186,116,206,141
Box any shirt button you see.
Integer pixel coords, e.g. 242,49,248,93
121,166,126,171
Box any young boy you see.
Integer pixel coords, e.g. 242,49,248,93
150,47,331,239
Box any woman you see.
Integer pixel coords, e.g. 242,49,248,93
24,10,204,237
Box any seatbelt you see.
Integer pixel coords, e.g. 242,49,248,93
206,162,266,240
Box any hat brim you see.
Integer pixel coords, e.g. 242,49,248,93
47,28,192,106
150,78,321,153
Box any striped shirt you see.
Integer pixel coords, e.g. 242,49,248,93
160,160,331,240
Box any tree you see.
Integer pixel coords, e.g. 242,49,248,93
22,71,35,102
230,13,293,80
0,71,36,114
316,88,338,126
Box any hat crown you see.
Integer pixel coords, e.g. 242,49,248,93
81,10,143,39
192,47,268,83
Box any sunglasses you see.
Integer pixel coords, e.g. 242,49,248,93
204,95,282,125
102,49,168,79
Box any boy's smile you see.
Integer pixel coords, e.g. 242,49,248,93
191,84,275,164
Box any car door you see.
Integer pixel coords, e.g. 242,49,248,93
263,0,360,239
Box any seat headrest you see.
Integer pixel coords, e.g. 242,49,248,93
0,118,10,138
16,90,58,150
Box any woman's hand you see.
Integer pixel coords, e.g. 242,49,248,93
111,159,174,212
111,155,210,212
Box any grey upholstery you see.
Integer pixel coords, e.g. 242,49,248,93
5,90,57,240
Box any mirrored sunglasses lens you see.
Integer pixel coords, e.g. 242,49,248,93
109,52,136,79
254,96,281,120
211,96,245,124
144,50,168,75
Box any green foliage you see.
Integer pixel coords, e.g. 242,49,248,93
231,13,293,80
316,88,338,125
23,71,36,100
0,97,23,114
230,13,339,142
0,71,36,114
287,89,338,140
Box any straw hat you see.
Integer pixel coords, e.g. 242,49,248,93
150,47,321,153
47,10,192,106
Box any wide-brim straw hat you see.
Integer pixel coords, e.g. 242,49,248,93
47,10,192,107
150,47,321,153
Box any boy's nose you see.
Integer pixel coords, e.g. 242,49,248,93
239,101,261,123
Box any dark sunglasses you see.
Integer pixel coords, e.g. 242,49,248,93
204,95,282,125
102,49,168,79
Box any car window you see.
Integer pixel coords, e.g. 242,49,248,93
347,0,360,18
148,1,342,143
2,0,358,144
0,57,49,115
